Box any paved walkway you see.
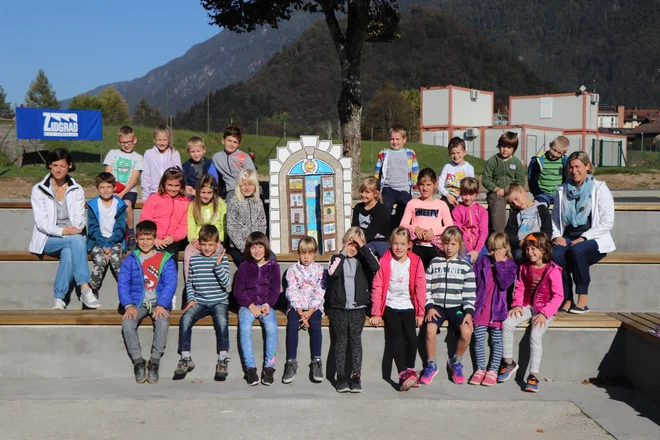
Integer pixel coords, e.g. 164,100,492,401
1,378,658,439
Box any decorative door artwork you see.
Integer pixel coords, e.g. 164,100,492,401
268,136,353,256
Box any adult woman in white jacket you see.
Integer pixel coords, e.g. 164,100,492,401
551,151,615,314
30,149,99,310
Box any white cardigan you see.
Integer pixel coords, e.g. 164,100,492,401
29,174,86,254
551,179,616,253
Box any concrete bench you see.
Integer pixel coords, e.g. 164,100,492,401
0,202,658,253
0,251,659,311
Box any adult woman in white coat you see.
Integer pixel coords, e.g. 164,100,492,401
551,151,615,314
30,149,99,310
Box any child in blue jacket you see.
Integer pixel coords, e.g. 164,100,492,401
118,220,177,385
87,172,127,298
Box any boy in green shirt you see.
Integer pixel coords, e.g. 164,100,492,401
481,131,526,233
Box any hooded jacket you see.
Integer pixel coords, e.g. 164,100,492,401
473,256,517,323
140,193,190,242
371,250,426,318
233,259,281,308
512,261,563,318
29,174,86,254
86,195,127,251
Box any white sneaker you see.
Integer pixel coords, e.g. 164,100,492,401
80,289,101,309
53,298,66,310
171,294,177,310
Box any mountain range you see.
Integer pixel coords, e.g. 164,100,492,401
69,1,660,118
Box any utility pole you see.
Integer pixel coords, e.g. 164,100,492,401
165,89,169,126
207,89,210,133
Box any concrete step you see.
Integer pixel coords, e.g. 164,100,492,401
0,311,623,381
1,204,658,253
0,253,657,311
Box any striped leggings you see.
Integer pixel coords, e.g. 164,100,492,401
473,325,503,372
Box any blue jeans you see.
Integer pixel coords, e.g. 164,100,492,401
534,193,555,207
382,187,412,229
238,306,278,368
178,302,229,354
43,235,91,299
286,308,322,360
553,239,606,300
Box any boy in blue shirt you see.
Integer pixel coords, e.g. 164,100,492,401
182,136,221,199
118,220,177,384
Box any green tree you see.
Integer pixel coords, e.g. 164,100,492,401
201,0,401,191
99,86,129,125
132,98,164,127
68,94,103,111
362,83,413,140
0,86,14,119
25,69,59,109
400,88,420,142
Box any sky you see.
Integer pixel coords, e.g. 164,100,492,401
1,1,220,106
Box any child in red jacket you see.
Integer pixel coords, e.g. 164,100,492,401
498,232,564,393
369,227,426,391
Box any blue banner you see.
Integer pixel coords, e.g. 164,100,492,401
16,108,103,141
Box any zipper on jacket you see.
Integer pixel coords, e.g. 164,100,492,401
443,260,449,309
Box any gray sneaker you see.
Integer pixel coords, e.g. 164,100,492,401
282,359,298,384
80,289,101,309
310,359,323,383
173,358,195,380
147,359,160,384
215,357,229,381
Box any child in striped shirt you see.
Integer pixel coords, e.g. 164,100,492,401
173,224,231,382
419,226,476,386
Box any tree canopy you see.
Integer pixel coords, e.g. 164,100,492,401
25,69,59,109
0,86,14,119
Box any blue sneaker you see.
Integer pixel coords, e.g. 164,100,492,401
569,305,590,314
497,361,519,383
525,374,539,392
419,362,438,385
447,359,465,384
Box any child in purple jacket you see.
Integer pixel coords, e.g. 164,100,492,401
469,232,517,387
233,232,281,387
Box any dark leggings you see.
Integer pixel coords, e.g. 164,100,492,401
412,244,439,271
383,307,418,373
286,308,322,360
331,308,365,377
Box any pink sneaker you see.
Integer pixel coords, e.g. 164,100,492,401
468,369,486,385
481,370,498,387
398,368,418,391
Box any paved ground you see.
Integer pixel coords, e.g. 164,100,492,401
1,378,658,440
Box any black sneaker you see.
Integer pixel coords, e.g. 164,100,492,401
310,359,323,383
336,375,350,393
350,374,362,393
215,357,229,381
244,367,259,386
282,359,298,384
133,358,147,384
262,366,275,386
173,358,195,380
147,359,160,384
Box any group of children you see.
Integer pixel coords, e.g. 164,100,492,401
59,121,571,394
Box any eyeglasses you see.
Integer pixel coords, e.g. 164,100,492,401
118,140,135,146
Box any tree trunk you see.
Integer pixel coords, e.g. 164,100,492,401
339,98,362,197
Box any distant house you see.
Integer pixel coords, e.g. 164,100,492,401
623,109,660,129
598,104,624,128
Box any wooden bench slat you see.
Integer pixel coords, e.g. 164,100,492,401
632,312,660,326
649,312,660,321
622,312,659,329
609,313,660,345
0,310,620,328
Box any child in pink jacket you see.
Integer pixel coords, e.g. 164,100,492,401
451,177,488,263
498,232,563,393
140,167,190,261
400,168,453,270
369,227,426,392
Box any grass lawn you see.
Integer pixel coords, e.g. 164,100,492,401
0,124,485,185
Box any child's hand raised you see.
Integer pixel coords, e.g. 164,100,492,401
508,306,523,319
352,236,364,248
492,248,508,262
369,316,382,327
215,248,227,265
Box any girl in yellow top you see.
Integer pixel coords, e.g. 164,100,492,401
183,175,227,280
